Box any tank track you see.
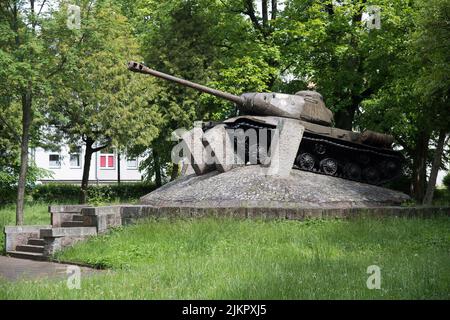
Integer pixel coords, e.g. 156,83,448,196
219,120,403,186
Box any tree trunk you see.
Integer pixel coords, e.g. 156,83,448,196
16,90,32,225
423,130,448,205
154,150,162,187
80,138,94,204
171,163,179,181
411,131,430,202
262,0,268,27
271,0,277,20
79,137,109,203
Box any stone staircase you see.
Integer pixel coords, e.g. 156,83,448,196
9,238,46,261
61,214,84,228
5,205,125,261
5,205,98,261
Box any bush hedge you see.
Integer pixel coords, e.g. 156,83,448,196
0,166,52,205
32,182,156,204
384,173,411,194
32,184,80,203
0,186,18,205
433,188,450,205
443,172,450,189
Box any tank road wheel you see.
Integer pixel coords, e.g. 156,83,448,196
382,160,399,176
358,154,371,165
363,167,380,184
296,153,316,171
314,143,326,155
344,163,362,181
320,158,338,176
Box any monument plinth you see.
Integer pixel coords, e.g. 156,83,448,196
140,165,409,209
130,61,410,214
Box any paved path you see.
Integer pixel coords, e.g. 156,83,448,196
0,255,100,281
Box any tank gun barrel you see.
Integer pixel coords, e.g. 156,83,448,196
128,61,244,105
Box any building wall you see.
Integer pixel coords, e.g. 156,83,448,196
33,146,144,183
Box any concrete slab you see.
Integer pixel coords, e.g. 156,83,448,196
40,227,97,238
267,118,305,177
203,124,235,172
181,127,213,175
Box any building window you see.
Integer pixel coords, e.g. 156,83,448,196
100,154,115,169
70,153,81,168
127,158,138,169
49,154,61,168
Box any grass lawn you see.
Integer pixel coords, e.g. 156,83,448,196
1,215,449,299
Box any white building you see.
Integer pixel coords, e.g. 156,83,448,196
31,145,144,184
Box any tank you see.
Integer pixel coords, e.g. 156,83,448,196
128,61,403,185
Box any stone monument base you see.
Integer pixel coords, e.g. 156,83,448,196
140,165,410,209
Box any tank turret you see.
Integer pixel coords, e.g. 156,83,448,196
128,61,333,126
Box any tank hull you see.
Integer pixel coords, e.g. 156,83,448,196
206,116,403,185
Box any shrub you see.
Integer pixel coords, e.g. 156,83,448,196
0,166,51,205
384,173,411,194
443,172,450,189
32,182,156,204
433,188,450,205
32,184,81,203
0,171,18,205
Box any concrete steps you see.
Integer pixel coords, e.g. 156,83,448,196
5,205,98,261
6,234,47,260
61,221,84,228
5,205,126,261
7,224,97,261
28,238,45,246
16,244,44,253
72,215,84,222
7,250,47,261
40,227,97,238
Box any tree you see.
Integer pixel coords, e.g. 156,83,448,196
0,0,60,224
0,100,21,204
424,132,449,204
416,0,450,204
358,0,450,202
358,56,431,201
274,0,418,130
47,1,163,202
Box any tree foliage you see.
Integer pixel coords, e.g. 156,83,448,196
47,1,162,149
44,0,164,202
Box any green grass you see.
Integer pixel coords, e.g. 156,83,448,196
1,216,449,299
